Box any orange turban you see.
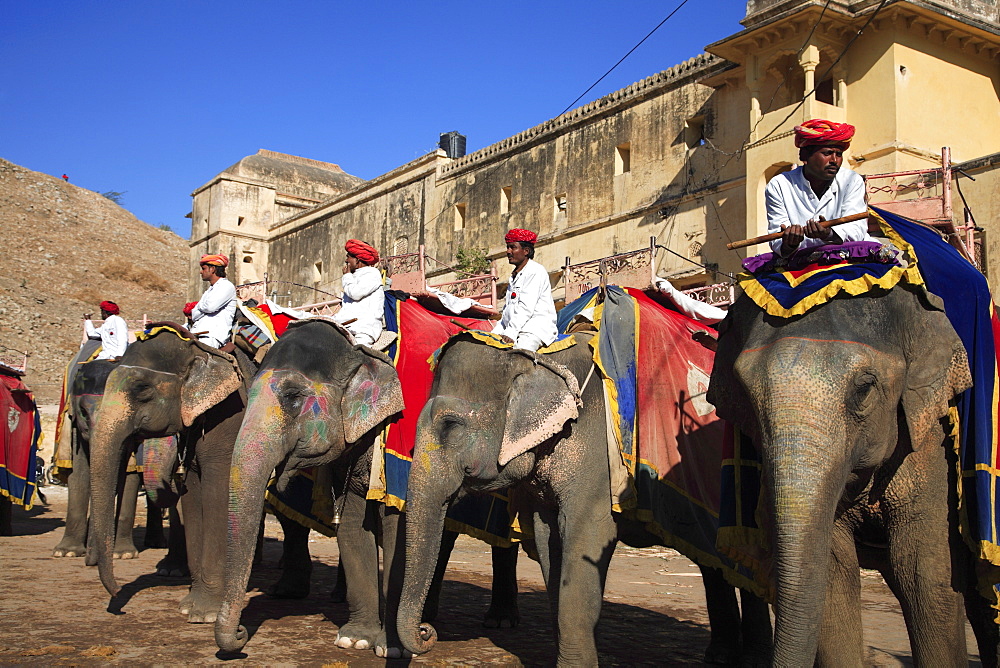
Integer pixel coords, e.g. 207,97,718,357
99,300,119,315
794,119,855,148
200,254,229,267
345,239,379,264
504,228,537,244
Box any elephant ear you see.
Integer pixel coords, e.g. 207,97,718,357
706,299,759,438
341,348,403,443
901,311,972,450
180,348,243,427
499,354,581,466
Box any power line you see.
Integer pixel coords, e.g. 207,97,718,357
416,0,695,239
660,0,889,263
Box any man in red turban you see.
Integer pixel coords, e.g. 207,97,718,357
493,228,557,352
84,300,127,359
189,253,237,348
765,118,869,256
335,240,385,346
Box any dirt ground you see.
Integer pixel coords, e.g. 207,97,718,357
0,485,984,666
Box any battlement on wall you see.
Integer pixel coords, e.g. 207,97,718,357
438,53,731,179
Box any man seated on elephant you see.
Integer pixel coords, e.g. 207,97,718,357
766,118,870,256
84,300,128,359
334,239,385,347
188,253,237,349
492,228,558,352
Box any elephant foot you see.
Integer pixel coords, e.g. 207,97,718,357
52,538,87,557
374,632,413,660
179,589,223,623
266,568,311,599
334,622,380,650
483,601,520,629
155,553,190,577
113,546,140,560
703,639,741,666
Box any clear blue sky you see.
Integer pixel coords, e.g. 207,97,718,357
3,1,747,238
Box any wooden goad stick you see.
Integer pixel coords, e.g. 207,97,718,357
726,212,869,250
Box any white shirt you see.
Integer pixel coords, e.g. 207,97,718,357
335,266,385,346
191,277,237,348
85,314,128,359
493,259,558,347
654,278,727,325
765,165,869,255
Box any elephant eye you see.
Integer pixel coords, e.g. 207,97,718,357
850,373,878,417
436,413,466,445
132,383,155,403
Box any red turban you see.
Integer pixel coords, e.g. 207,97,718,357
183,301,198,317
794,119,855,148
99,300,119,315
504,228,537,244
345,239,379,264
200,254,229,267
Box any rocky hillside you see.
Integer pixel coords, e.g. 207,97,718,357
0,158,188,403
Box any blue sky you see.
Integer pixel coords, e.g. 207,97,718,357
3,1,747,237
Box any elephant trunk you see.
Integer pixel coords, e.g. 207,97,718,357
89,389,134,596
766,431,847,667
214,422,287,653
397,448,464,656
141,436,180,509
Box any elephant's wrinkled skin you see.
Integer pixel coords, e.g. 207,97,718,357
52,355,165,560
708,285,999,666
398,333,771,666
214,319,405,656
90,328,246,623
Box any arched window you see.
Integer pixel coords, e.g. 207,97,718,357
764,162,794,184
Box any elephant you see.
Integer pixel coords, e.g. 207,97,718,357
89,324,249,623
214,318,406,655
215,316,523,657
708,283,999,666
51,353,165,560
397,331,771,666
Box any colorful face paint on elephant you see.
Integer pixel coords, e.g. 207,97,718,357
216,319,405,656
88,327,246,625
708,284,1000,666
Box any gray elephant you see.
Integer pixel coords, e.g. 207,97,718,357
89,324,249,623
214,319,406,655
708,284,999,666
397,331,771,666
51,349,164,560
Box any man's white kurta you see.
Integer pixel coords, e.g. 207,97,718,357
765,165,869,254
85,314,128,359
335,266,385,346
191,277,237,348
654,278,727,325
493,259,558,348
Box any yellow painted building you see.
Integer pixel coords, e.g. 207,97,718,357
190,0,1000,303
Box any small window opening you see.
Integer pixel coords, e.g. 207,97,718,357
243,256,253,264
816,78,835,105
237,216,245,226
685,116,706,149
555,193,568,222
454,203,467,231
501,186,512,214
615,143,631,175
394,236,409,256
313,261,323,283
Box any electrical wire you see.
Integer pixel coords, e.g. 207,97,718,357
415,0,695,237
